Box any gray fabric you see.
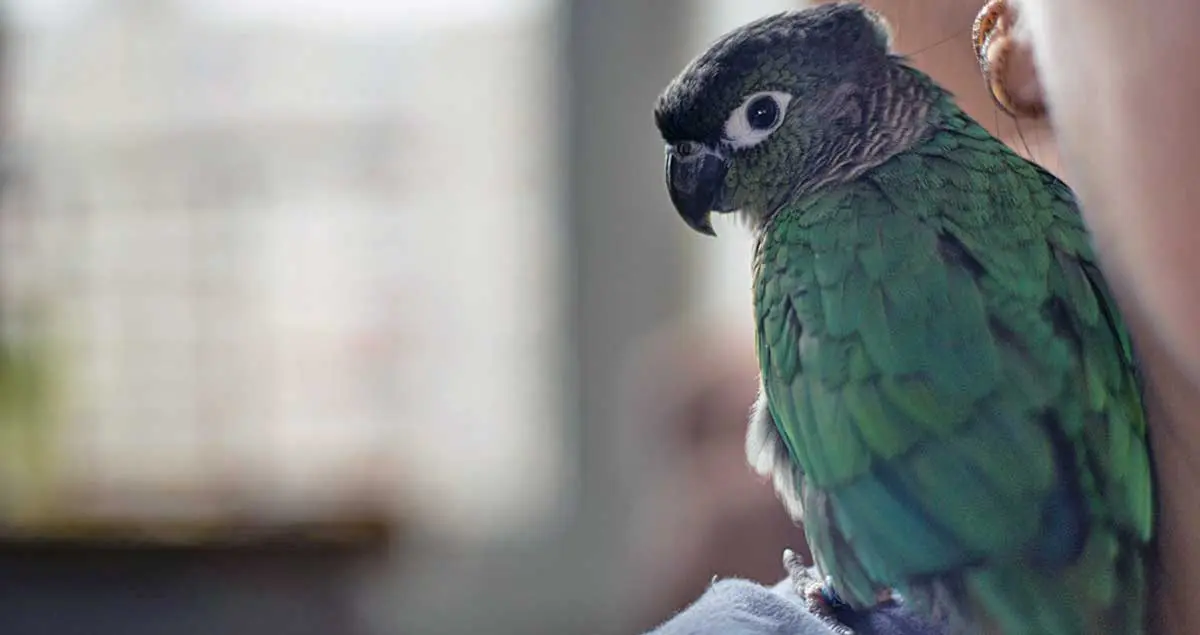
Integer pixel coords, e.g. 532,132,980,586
645,576,943,635
646,578,838,635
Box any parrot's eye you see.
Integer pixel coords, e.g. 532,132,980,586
723,91,793,150
747,96,779,130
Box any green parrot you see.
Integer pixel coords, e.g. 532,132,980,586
653,4,1154,635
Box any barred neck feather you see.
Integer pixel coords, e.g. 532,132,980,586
748,62,945,234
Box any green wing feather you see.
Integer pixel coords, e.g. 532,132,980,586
752,102,1153,634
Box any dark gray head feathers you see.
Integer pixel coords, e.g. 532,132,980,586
655,3,894,146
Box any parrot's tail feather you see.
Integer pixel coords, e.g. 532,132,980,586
914,527,1149,635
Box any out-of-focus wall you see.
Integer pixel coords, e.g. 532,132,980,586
0,1,823,633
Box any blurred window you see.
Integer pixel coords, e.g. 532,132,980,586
0,0,562,543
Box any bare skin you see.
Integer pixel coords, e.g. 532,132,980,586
977,3,1200,633
1008,4,1200,634
823,2,1200,633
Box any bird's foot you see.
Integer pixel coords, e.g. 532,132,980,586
782,548,813,592
804,582,856,635
783,549,856,635
804,578,847,614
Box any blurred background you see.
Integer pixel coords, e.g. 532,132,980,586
0,1,1055,634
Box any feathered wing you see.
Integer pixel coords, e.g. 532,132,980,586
750,107,1152,635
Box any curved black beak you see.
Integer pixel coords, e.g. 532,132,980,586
665,143,727,236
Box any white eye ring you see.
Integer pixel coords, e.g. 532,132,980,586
723,91,793,150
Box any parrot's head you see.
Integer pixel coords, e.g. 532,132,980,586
655,3,918,236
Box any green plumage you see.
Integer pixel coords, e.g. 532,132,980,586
654,4,1154,635
754,100,1151,634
